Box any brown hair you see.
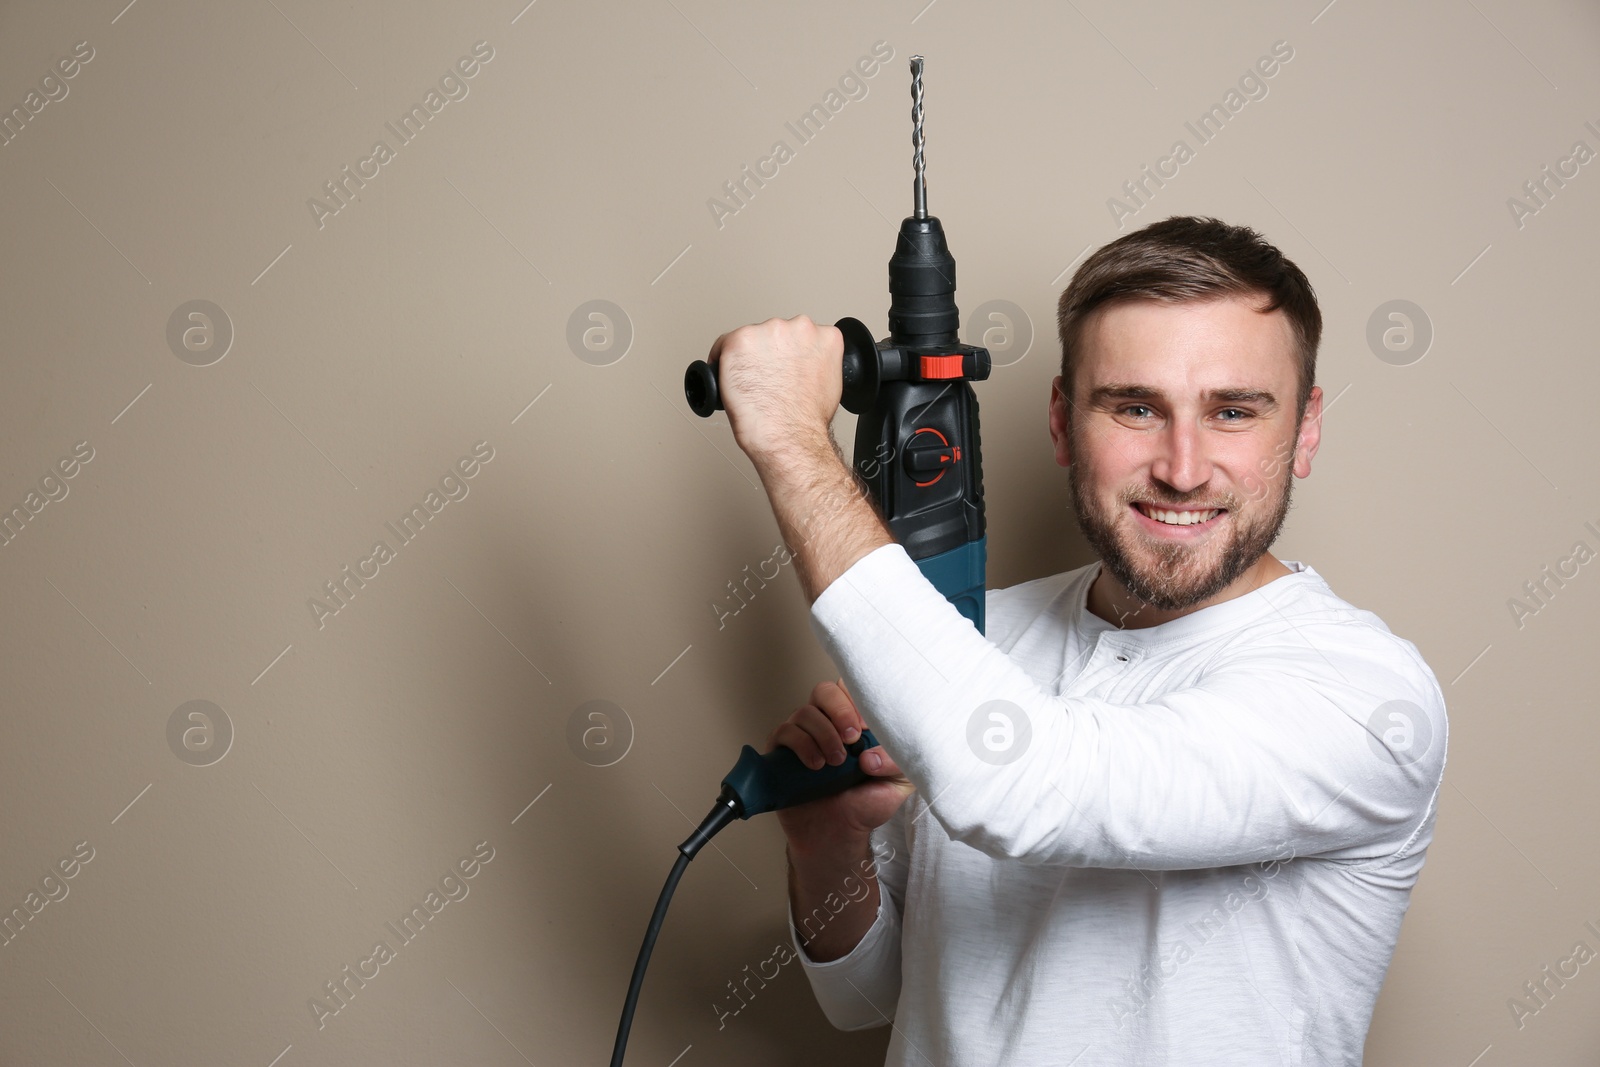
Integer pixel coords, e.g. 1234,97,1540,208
1056,216,1321,420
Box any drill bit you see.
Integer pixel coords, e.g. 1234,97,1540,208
910,55,926,219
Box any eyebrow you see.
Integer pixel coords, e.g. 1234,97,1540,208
1086,383,1279,409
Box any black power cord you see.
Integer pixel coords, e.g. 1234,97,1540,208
608,730,880,1064
609,792,740,1067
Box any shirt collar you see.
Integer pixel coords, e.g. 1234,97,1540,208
1070,559,1323,649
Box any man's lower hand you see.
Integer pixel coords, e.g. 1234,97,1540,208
768,680,914,853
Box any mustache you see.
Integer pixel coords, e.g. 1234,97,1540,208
1121,489,1238,510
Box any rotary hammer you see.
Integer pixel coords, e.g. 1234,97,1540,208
610,55,990,1066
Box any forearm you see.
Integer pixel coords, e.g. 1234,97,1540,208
786,837,881,963
750,430,894,606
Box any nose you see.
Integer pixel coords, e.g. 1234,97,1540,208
1149,417,1213,495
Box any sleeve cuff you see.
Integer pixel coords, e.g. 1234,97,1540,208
787,885,903,1030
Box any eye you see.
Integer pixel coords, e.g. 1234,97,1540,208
1216,408,1252,422
1120,404,1155,419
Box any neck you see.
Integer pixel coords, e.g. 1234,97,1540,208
1087,553,1292,629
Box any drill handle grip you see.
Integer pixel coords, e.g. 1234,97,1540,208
684,317,881,418
719,729,882,819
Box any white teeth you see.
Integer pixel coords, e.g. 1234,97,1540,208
1138,505,1220,526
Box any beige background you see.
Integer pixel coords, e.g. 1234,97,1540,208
1,0,1597,1063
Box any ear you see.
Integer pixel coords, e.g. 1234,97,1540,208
1292,385,1323,478
1049,375,1073,468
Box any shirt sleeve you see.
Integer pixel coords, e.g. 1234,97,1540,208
787,804,909,1030
809,542,1449,871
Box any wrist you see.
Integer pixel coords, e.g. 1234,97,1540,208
743,420,893,603
747,427,839,474
785,831,874,867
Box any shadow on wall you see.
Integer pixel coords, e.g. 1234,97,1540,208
990,429,1098,594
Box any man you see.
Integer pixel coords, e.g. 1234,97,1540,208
706,216,1447,1064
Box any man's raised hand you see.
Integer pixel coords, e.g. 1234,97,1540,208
706,315,843,464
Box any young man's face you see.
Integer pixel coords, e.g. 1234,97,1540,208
1048,294,1322,613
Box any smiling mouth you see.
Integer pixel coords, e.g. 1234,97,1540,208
1131,501,1226,527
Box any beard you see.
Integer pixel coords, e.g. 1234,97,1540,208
1066,426,1295,612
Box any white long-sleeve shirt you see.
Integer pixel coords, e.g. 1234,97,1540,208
789,543,1448,1066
